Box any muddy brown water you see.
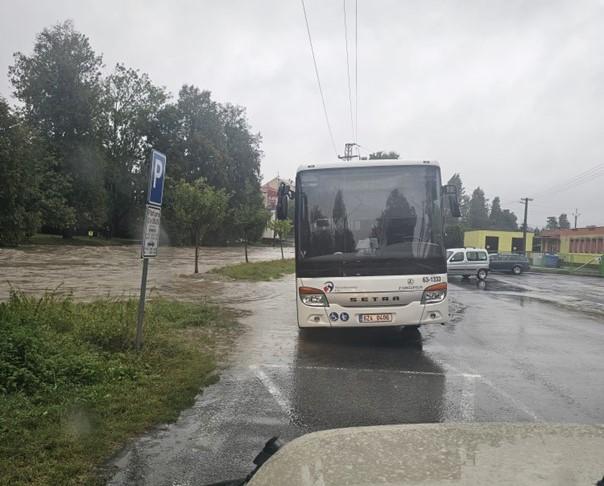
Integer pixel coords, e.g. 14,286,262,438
0,245,294,301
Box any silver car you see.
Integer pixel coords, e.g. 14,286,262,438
447,247,490,280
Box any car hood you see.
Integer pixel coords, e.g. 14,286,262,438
248,423,604,485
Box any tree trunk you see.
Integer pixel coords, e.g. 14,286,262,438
279,234,284,260
244,232,249,263
194,232,199,274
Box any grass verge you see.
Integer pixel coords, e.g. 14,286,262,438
530,266,603,277
0,291,238,485
210,258,294,281
27,234,138,247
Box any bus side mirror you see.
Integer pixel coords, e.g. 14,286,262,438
444,185,461,218
276,183,290,220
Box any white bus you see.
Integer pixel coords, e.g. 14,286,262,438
276,160,460,329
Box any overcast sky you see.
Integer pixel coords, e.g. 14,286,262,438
1,0,603,227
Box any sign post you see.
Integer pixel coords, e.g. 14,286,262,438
136,149,166,350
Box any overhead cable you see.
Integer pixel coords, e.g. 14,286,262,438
532,163,604,199
354,0,359,150
343,0,355,141
301,0,339,157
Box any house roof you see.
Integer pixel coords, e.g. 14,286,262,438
540,226,604,238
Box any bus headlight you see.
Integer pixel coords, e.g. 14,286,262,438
299,286,328,307
421,283,447,304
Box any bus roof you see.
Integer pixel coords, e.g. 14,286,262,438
296,159,440,173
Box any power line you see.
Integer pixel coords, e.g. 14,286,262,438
343,0,355,141
354,0,358,148
538,165,604,197
300,0,339,157
537,171,604,200
532,163,604,199
534,163,603,196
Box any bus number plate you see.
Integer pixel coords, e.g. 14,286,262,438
359,313,392,323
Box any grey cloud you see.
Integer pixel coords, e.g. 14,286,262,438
1,0,602,226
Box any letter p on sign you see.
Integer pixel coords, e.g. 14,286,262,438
153,158,163,188
148,150,167,206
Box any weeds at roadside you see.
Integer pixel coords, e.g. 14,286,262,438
0,291,238,485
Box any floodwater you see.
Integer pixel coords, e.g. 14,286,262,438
0,244,293,301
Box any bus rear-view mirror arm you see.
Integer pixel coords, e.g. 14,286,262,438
276,182,295,220
443,184,461,218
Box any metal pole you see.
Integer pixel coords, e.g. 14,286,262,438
572,208,580,229
520,197,533,255
135,257,149,350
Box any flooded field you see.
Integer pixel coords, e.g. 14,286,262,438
0,244,293,301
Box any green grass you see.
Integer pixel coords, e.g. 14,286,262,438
0,292,238,485
210,258,295,281
27,234,139,247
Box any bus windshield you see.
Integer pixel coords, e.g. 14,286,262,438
296,165,446,278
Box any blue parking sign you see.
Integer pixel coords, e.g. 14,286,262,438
148,150,167,206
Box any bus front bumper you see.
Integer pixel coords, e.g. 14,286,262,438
297,299,448,328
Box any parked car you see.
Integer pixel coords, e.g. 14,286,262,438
446,248,490,280
489,253,530,275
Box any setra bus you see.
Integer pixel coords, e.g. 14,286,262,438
276,159,460,329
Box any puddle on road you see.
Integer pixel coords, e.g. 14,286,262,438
450,275,604,319
450,277,528,293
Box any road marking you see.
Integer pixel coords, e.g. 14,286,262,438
460,374,477,421
260,362,480,379
251,363,542,423
249,365,290,415
444,363,541,421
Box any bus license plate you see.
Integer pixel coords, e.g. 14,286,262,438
359,313,392,323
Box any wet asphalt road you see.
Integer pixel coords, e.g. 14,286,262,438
107,271,604,486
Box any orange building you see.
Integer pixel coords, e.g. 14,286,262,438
539,226,604,264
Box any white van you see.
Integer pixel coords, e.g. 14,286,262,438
446,248,490,280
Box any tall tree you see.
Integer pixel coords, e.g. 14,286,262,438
369,151,399,160
151,87,263,243
443,173,467,247
489,196,503,228
172,85,226,184
9,20,105,234
558,213,570,229
467,187,489,229
446,173,470,222
0,100,42,244
172,178,229,273
545,216,559,230
100,64,168,237
220,103,262,207
499,209,518,230
0,98,75,245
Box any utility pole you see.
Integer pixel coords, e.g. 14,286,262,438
338,142,359,161
572,208,580,229
520,197,533,254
